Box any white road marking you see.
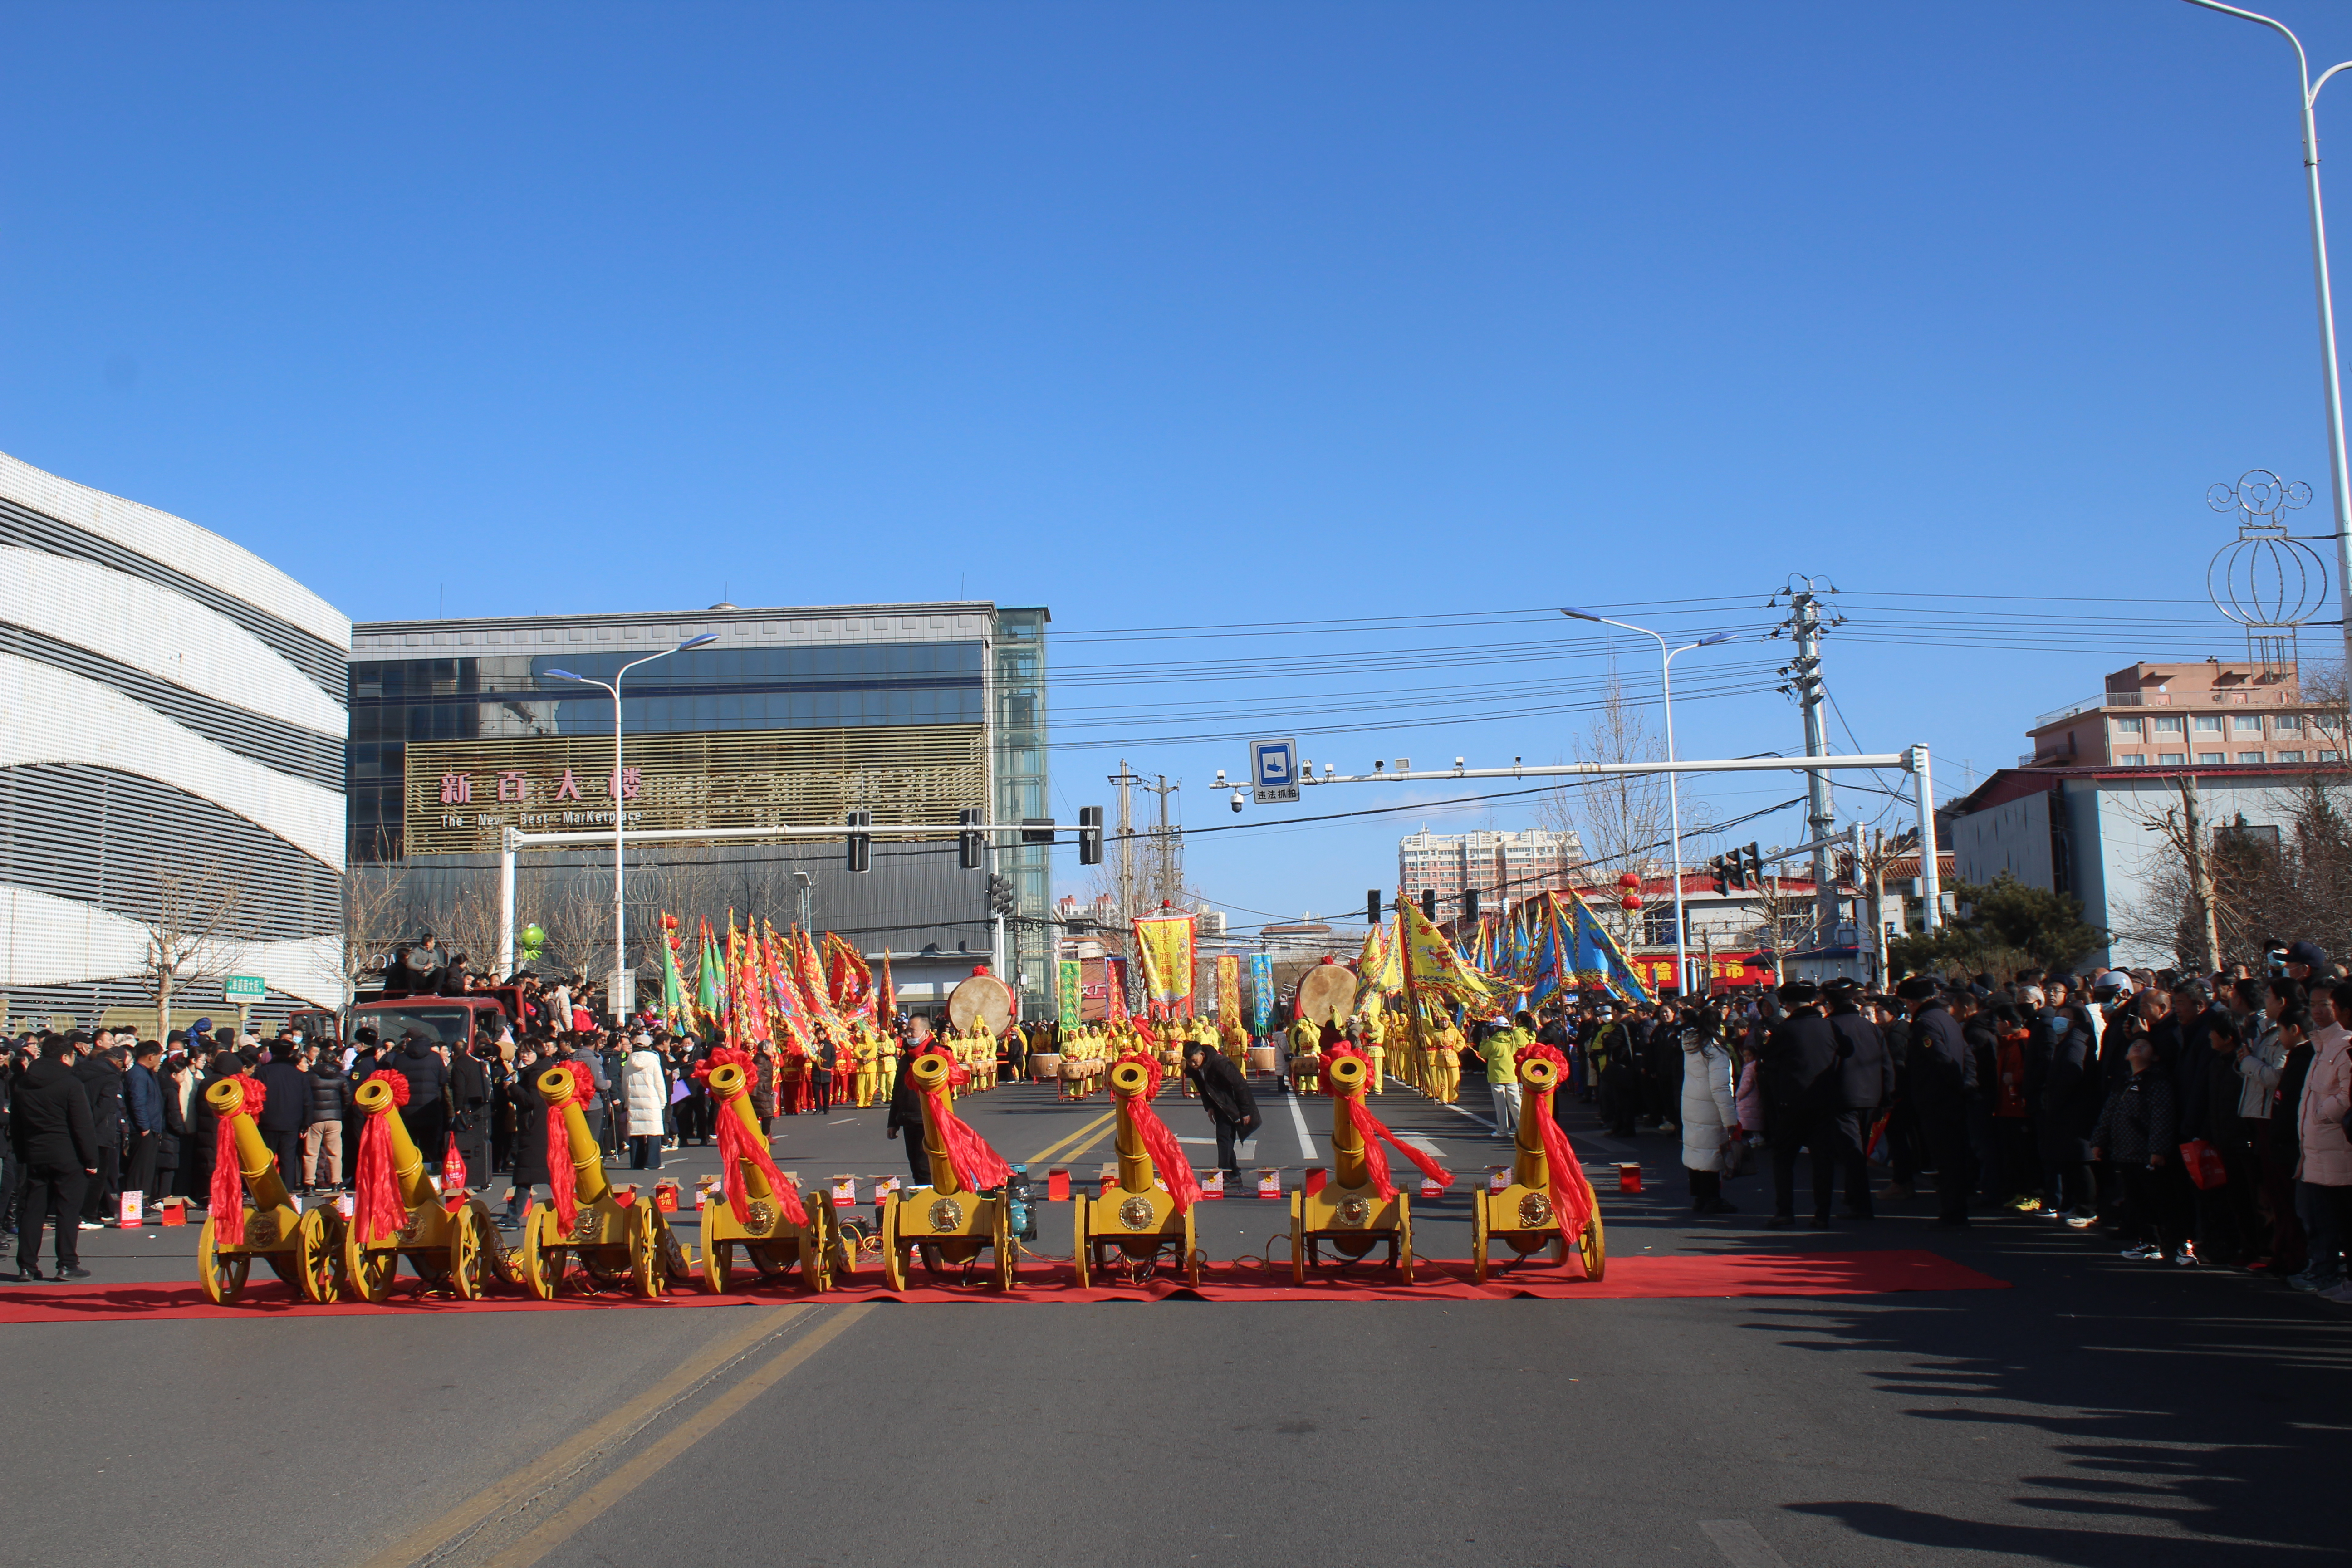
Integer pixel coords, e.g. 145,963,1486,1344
1287,1093,1318,1161
828,1117,858,1124
1700,1520,1793,1568
1176,1136,1258,1159
1440,1100,1497,1132
1402,1134,1445,1159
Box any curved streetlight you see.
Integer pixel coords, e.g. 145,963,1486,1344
547,631,719,1020
2181,0,2352,670
1562,607,1737,998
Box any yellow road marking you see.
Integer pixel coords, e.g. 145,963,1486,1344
481,1305,872,1568
1026,1109,1116,1166
353,1305,801,1568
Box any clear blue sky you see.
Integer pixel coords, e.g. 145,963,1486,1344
9,2,2352,928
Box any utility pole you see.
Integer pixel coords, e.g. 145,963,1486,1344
1108,762,1140,925
1142,774,1181,906
1775,580,1841,946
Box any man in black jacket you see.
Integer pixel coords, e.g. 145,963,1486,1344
885,1019,937,1186
302,1052,350,1191
448,1040,493,1191
389,1034,451,1168
74,1039,127,1225
1183,1040,1262,1177
1901,976,1978,1226
255,1047,309,1187
1759,981,1838,1228
10,1036,98,1279
1821,978,1896,1220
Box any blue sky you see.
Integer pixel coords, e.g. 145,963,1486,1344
9,1,2352,928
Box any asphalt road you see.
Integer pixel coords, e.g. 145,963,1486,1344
7,1076,2347,1568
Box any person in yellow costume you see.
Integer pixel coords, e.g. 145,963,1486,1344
1434,1018,1466,1104
1285,1009,1321,1095
852,1025,881,1108
1362,1009,1388,1094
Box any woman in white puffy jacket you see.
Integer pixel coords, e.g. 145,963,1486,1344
621,1037,669,1171
1681,1008,1739,1214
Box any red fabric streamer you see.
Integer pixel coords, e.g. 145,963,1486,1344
545,1060,599,1236
368,1067,412,1106
352,1106,407,1246
1324,1045,1455,1201
713,1086,808,1229
1514,1042,1595,1236
1112,1054,1203,1210
920,1085,1012,1193
206,1076,271,1245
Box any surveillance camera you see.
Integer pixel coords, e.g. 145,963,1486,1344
1323,763,1334,777
1373,760,1386,771
1230,791,1244,813
1215,769,1227,788
1454,756,1465,769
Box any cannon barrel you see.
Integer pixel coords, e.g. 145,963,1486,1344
703,1063,775,1203
536,1066,613,1204
1513,1053,1558,1191
352,1077,438,1208
203,1077,292,1215
1324,1053,1369,1189
907,1053,960,1196
1108,1059,1155,1195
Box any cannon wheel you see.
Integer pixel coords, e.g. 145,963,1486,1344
1578,1210,1607,1282
631,1207,666,1299
1287,1192,1307,1286
446,1207,486,1300
817,1193,852,1285
519,1212,568,1300
295,1207,343,1303
342,1230,399,1304
196,1216,250,1305
704,1236,732,1296
879,1198,905,1291
1470,1187,1491,1284
1070,1196,1091,1288
474,1202,524,1287
992,1206,1015,1293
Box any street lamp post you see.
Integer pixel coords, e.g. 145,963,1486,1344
547,632,717,1022
2183,0,2352,669
1561,609,1735,999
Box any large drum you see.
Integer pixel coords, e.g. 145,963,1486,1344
1029,1051,1063,1083
1247,1045,1279,1075
1294,964,1358,1026
948,972,1015,1036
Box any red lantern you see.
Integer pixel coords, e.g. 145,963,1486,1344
1619,891,1643,911
1617,871,1641,890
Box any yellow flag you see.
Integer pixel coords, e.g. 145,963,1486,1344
1399,895,1494,1002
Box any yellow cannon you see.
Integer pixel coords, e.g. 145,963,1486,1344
1289,1051,1414,1284
519,1065,687,1299
196,1078,343,1304
342,1076,516,1302
1072,1059,1200,1288
879,1053,1013,1290
1470,1051,1606,1283
699,1060,843,1294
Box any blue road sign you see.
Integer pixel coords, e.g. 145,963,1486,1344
1250,737,1299,804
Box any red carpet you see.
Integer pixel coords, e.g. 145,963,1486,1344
0,1249,2004,1322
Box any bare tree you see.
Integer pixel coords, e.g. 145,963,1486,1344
1542,669,1667,951
137,865,251,1036
335,865,411,1013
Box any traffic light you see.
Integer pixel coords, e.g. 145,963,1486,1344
958,807,983,870
1021,816,1056,845
1366,889,1382,926
988,874,1016,918
1463,887,1480,923
1078,805,1103,866
846,809,872,873
1743,842,1763,888
1420,889,1437,922
1710,855,1729,897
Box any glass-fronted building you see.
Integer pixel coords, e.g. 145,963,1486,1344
347,601,1052,1016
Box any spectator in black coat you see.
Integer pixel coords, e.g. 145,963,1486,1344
1819,978,1894,1220
885,1023,937,1187
1183,1040,1262,1177
2094,1036,2180,1260
122,1043,164,1212
1759,981,1839,1228
1900,977,1978,1226
254,1048,309,1188
448,1043,493,1190
2037,979,2104,1223
74,1044,126,1225
387,1035,450,1167
302,1055,349,1191
499,1047,551,1229
9,1036,98,1280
